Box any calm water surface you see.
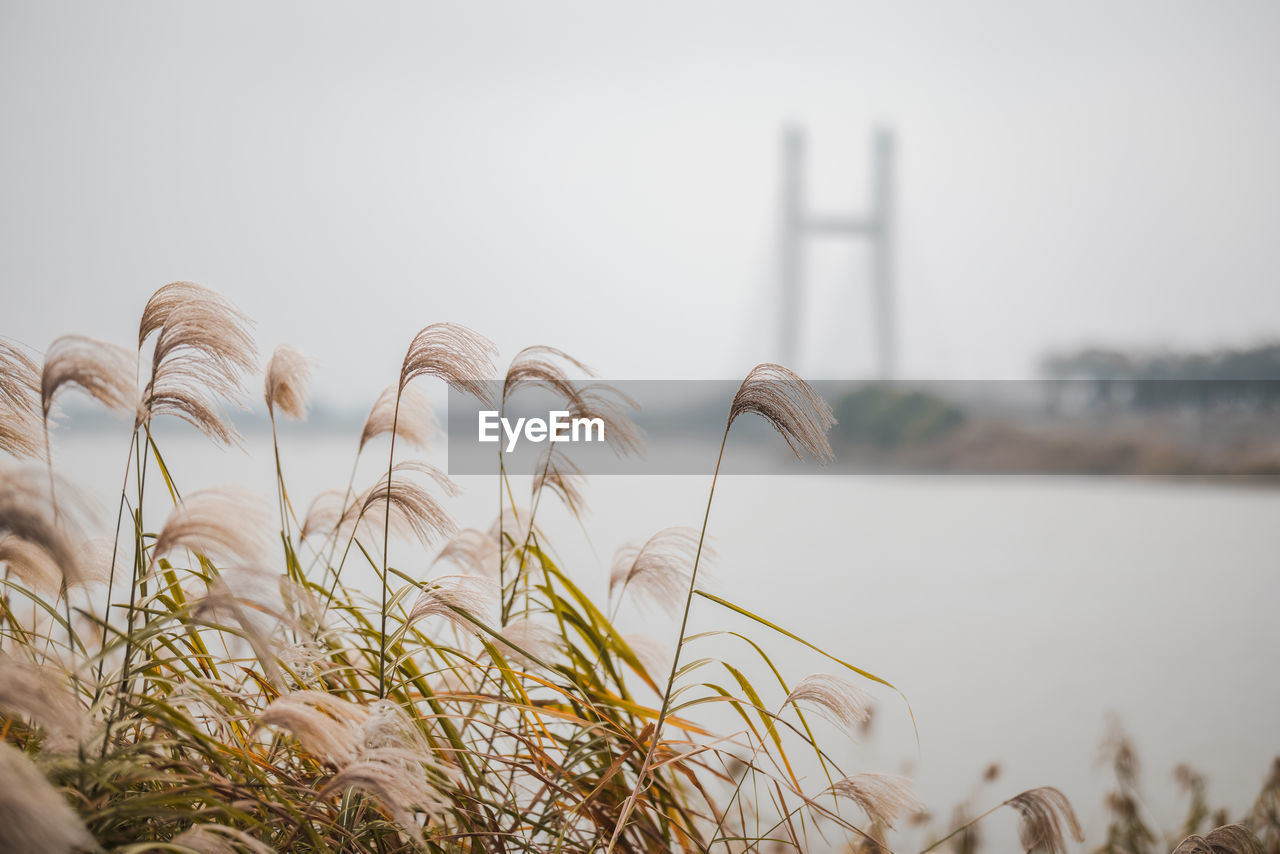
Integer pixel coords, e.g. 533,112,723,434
50,427,1280,848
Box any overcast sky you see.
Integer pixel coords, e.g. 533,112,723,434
3,1,1279,402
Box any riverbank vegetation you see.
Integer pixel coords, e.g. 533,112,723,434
0,283,1268,852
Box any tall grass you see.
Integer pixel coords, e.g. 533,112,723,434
0,283,1258,852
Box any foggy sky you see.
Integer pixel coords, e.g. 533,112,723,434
3,1,1280,403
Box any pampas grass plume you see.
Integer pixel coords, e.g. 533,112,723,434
360,384,437,452
399,322,497,403
729,363,835,463
346,462,459,546
1006,786,1085,854
610,527,710,616
532,449,587,512
0,463,86,586
831,773,921,829
503,344,594,404
434,528,500,577
406,575,498,634
0,741,99,853
153,486,271,569
0,656,88,751
170,824,274,854
784,673,873,737
1,341,43,458
568,382,644,457
40,334,136,420
1172,824,1265,854
264,344,311,421
138,281,256,446
260,691,369,767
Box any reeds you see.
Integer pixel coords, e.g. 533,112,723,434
3,282,1223,853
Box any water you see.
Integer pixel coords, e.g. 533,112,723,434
46,425,1280,847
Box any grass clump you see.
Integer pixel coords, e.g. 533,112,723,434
0,281,1230,853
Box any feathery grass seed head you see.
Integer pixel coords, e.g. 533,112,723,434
407,575,497,635
40,335,136,420
1006,786,1084,854
610,527,710,616
0,741,98,853
153,487,271,568
0,340,39,413
0,534,64,595
729,363,835,463
1173,824,1265,854
0,463,87,587
399,322,497,403
260,691,369,767
170,824,274,854
531,449,587,512
0,341,41,458
831,773,921,829
568,382,644,457
492,617,561,668
0,656,89,751
299,489,346,542
345,462,459,546
320,750,447,845
138,281,256,445
264,344,311,420
503,344,594,405
784,673,874,737
360,384,439,452
434,528,500,577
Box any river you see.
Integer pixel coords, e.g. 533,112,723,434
45,426,1280,849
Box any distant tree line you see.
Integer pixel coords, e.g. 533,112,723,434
1039,343,1280,411
834,385,965,447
